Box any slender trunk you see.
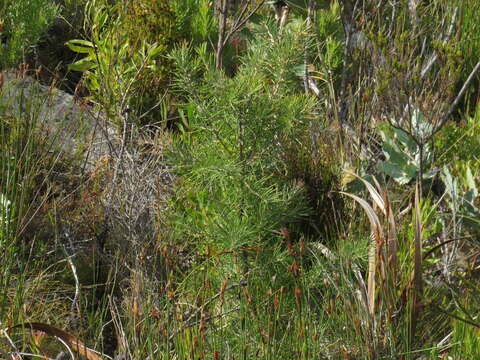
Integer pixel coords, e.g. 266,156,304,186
303,0,315,94
216,0,228,70
338,0,357,138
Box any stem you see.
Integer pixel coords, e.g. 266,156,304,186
216,0,228,70
338,0,357,138
418,142,424,199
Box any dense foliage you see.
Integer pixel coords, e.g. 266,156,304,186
0,0,479,359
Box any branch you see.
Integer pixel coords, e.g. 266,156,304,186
63,247,80,318
216,0,229,70
421,7,459,79
427,59,480,141
223,0,266,48
337,0,359,133
303,0,316,94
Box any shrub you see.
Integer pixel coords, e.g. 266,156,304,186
0,0,59,68
67,0,216,127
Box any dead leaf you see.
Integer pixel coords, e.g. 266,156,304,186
8,323,104,360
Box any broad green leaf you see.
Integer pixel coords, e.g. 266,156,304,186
294,64,307,77
382,141,410,166
377,161,416,185
465,166,477,196
65,39,95,54
464,190,477,211
411,109,433,139
68,56,97,72
395,128,417,154
147,43,163,58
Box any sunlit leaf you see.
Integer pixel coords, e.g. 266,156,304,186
68,56,97,72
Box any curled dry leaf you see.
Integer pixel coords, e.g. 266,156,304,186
7,323,105,360
339,191,384,317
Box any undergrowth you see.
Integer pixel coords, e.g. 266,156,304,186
0,0,479,359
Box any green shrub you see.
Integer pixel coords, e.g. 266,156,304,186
67,0,216,126
162,30,330,357
169,23,315,255
458,0,480,109
435,115,480,165
0,0,59,68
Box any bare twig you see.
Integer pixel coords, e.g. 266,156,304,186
421,7,459,79
53,335,76,360
63,246,80,318
226,0,266,39
427,59,480,141
0,327,18,352
429,302,480,329
338,0,359,134
216,0,266,70
7,323,106,360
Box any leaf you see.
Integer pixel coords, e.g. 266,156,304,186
394,128,417,154
341,167,357,187
411,109,433,139
422,169,437,179
378,127,436,184
68,56,98,72
65,39,95,54
293,64,307,77
465,166,477,196
340,191,384,317
411,181,423,336
147,43,163,58
371,176,398,274
377,161,416,185
8,323,105,360
346,171,386,216
463,190,477,213
382,139,410,165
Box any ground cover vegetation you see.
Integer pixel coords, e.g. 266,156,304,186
0,0,479,359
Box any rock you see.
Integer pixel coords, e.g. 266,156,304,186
0,70,114,171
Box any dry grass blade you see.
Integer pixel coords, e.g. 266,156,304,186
384,191,398,273
345,171,386,215
340,191,384,317
7,323,105,360
372,176,398,274
387,224,399,281
352,174,398,276
359,174,398,277
412,181,423,328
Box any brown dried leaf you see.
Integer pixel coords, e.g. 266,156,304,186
8,323,104,360
339,191,384,317
413,181,423,314
344,171,386,215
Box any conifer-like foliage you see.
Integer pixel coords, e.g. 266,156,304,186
169,23,313,260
